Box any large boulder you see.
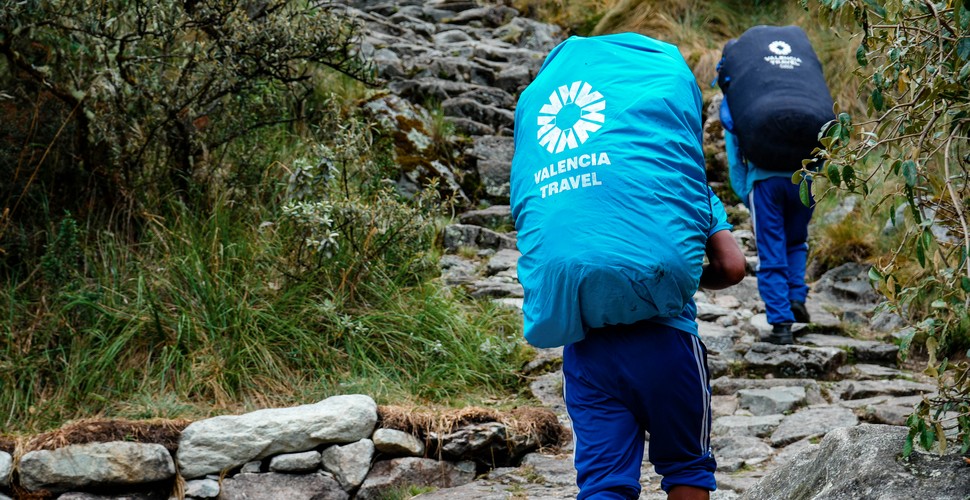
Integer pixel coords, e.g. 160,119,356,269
741,424,970,500
19,442,175,494
177,395,377,479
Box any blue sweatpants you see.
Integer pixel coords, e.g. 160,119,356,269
563,322,716,499
749,176,814,325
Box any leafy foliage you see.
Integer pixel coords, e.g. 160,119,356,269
807,0,970,454
0,0,375,264
0,1,530,433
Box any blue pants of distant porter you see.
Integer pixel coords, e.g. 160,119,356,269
563,322,716,499
749,176,815,326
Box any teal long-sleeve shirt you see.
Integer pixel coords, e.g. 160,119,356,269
721,100,794,205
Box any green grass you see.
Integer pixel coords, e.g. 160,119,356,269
0,195,531,434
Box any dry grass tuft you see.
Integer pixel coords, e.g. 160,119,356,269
20,418,191,455
0,435,14,455
378,405,566,449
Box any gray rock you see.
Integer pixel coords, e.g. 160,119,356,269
431,422,538,466
441,224,516,251
357,458,475,500
737,386,806,416
741,343,846,379
0,451,10,487
494,64,534,94
433,29,473,45
19,442,175,494
439,254,479,286
830,379,936,401
742,424,970,500
470,135,515,201
869,307,906,333
219,472,347,500
485,248,520,276
177,394,377,479
445,6,518,28
492,297,523,310
799,333,898,363
698,321,740,356
836,363,906,380
409,452,581,499
712,414,785,438
821,195,859,224
373,428,426,457
813,262,881,304
713,294,742,309
269,450,321,473
711,435,775,463
712,377,827,405
467,277,524,298
529,371,567,418
769,437,818,467
522,347,563,375
492,17,564,52
184,478,221,498
320,439,375,491
711,395,739,418
769,405,858,446
857,400,922,426
442,97,512,130
239,461,262,474
697,302,733,321
55,493,167,500
458,205,513,229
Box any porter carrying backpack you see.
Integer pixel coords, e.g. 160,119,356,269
716,25,835,171
510,33,713,348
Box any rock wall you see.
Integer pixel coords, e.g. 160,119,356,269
0,396,563,499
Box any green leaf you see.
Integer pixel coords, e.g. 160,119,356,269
868,266,884,281
958,38,970,61
799,179,811,207
960,61,970,82
856,43,868,66
791,170,805,184
901,160,917,186
827,124,843,143
827,163,841,185
961,276,970,292
842,164,856,190
920,425,936,451
931,299,948,309
903,431,915,457
872,88,884,111
922,229,934,251
916,241,927,267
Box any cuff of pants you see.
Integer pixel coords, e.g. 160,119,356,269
656,453,717,493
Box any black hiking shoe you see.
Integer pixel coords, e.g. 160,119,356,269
767,323,794,345
790,300,811,324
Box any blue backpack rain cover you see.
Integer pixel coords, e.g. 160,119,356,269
510,33,712,348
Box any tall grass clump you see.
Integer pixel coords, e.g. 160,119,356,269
0,105,529,434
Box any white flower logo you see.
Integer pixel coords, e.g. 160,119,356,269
769,41,792,55
537,81,606,154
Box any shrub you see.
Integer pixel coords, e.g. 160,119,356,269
808,0,970,455
0,0,375,270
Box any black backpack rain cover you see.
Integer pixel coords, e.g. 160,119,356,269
717,25,835,171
